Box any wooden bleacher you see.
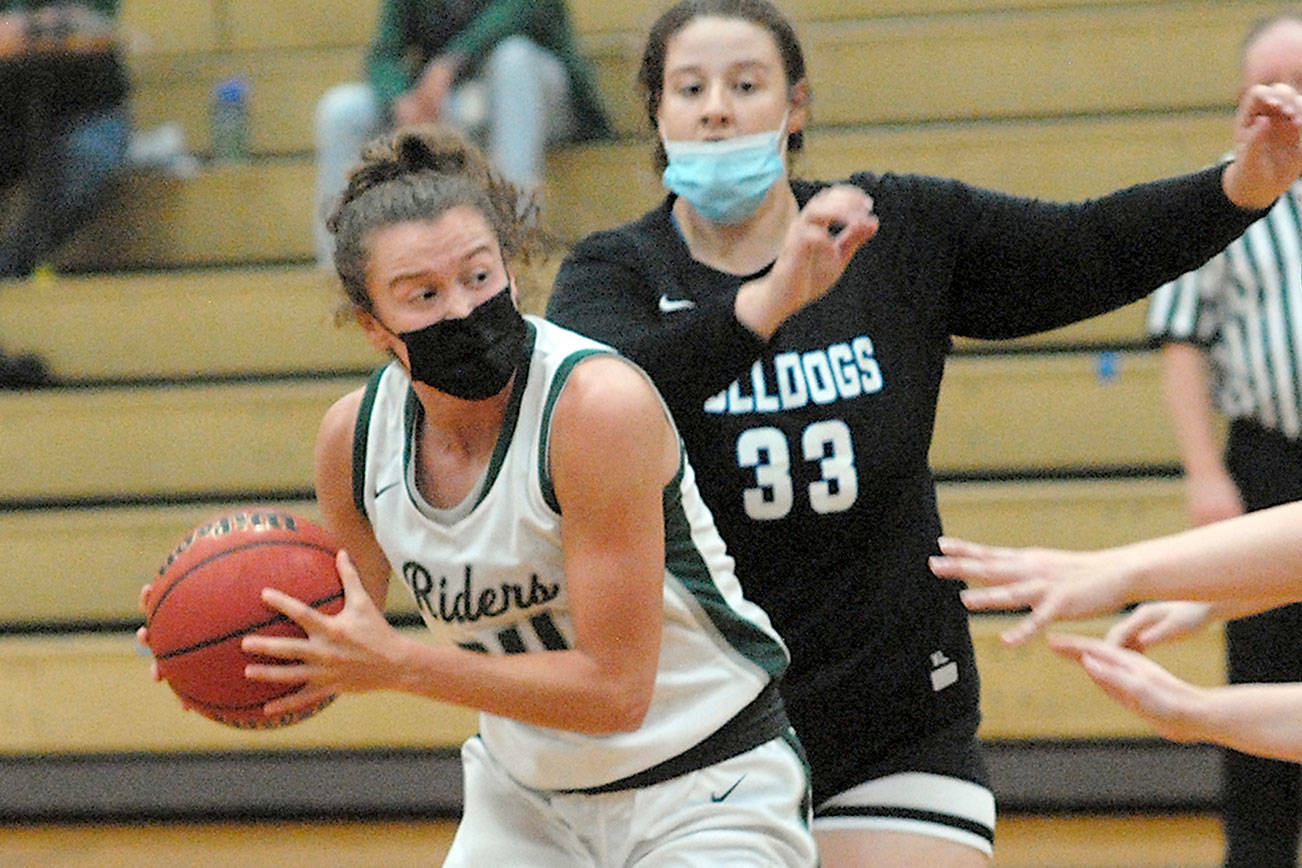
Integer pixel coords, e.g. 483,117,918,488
0,0,1262,820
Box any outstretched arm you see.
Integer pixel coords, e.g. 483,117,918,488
548,185,876,412
929,499,1302,643
1051,634,1302,763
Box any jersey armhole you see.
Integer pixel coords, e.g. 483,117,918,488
351,366,388,517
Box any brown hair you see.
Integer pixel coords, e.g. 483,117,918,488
638,0,808,171
326,125,540,316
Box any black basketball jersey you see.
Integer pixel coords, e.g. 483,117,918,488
547,165,1259,802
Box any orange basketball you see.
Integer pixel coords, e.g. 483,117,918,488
144,508,343,729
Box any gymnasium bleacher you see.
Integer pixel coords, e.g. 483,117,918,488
1,0,1271,823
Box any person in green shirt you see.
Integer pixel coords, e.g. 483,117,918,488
313,0,612,271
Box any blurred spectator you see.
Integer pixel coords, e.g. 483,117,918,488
0,0,131,387
313,0,612,271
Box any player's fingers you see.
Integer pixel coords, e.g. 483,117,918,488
930,553,1013,585
242,633,311,662
262,686,334,718
336,549,368,600
1077,652,1133,704
1249,82,1302,119
1046,632,1100,662
802,184,873,221
1103,606,1158,648
999,606,1057,645
260,586,329,630
243,657,312,682
935,536,1023,563
138,583,153,614
957,583,1034,610
833,215,879,260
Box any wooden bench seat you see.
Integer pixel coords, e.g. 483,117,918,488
5,478,1184,626
121,1,1262,154
0,612,1223,755
0,267,1151,385
0,352,1172,505
49,110,1231,271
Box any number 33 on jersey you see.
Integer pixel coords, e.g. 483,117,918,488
703,334,884,521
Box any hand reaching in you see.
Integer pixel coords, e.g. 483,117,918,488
929,536,1132,645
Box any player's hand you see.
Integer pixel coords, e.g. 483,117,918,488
243,549,405,715
1104,600,1215,651
1223,82,1302,210
736,184,878,338
1048,633,1210,744
135,584,164,683
929,536,1131,645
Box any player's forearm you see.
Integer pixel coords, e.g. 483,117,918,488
393,639,652,733
1119,502,1302,603
1194,683,1302,762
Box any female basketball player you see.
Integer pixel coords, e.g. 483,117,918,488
144,125,817,867
543,1,1302,864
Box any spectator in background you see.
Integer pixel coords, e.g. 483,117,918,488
1142,13,1302,868
0,0,130,387
312,0,612,271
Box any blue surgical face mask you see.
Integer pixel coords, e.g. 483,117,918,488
661,116,788,225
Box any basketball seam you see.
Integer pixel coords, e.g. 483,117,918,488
152,587,345,659
148,537,337,621
148,538,341,658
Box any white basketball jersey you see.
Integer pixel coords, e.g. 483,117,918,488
353,316,789,791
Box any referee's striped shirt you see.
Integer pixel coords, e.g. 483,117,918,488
1146,178,1302,440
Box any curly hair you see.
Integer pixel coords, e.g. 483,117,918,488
326,124,541,315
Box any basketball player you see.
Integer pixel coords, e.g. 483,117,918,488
543,1,1302,864
226,125,812,866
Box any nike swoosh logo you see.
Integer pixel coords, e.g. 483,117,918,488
373,480,401,499
710,774,746,803
658,294,696,313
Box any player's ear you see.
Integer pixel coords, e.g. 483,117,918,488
356,309,399,355
788,78,810,136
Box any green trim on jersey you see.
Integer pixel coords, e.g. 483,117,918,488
535,348,788,679
479,322,538,510
351,366,389,516
537,347,614,514
661,454,789,679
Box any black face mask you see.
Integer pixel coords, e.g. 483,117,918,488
397,287,527,400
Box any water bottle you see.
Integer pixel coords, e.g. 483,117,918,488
210,77,249,163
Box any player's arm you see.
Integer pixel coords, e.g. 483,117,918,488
248,359,675,733
388,355,672,732
931,500,1302,644
1050,634,1302,762
313,388,393,607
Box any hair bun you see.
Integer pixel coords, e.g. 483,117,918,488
395,125,485,180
